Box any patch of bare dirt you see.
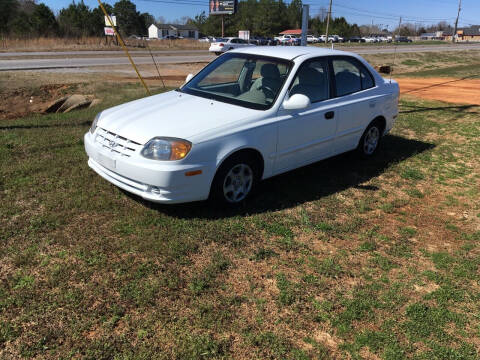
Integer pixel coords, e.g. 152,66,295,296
398,77,480,105
0,84,76,120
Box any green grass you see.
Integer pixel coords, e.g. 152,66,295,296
1,80,479,359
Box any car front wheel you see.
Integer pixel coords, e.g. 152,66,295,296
210,154,260,205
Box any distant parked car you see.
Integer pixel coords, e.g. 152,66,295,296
84,47,399,205
250,36,276,46
276,35,300,46
306,35,319,43
209,37,255,55
395,36,413,43
334,35,344,43
328,35,341,43
347,37,366,43
163,35,178,40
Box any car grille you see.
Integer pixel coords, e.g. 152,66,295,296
95,128,142,157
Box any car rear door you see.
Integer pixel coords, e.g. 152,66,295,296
329,56,378,154
274,57,338,173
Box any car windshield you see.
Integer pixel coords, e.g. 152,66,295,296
180,53,292,110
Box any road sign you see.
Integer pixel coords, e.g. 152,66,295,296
104,27,115,36
209,0,237,15
104,15,117,27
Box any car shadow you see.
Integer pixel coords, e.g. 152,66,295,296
0,121,91,131
127,134,434,219
399,104,479,115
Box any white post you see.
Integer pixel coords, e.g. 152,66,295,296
301,5,309,46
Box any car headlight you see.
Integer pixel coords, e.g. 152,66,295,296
90,112,102,134
141,137,192,161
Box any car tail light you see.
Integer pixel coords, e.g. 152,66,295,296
219,43,224,47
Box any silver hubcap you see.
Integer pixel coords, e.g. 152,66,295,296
364,126,380,155
223,164,253,203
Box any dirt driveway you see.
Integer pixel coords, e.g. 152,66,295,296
397,77,480,105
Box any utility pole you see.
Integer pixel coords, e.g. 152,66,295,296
396,16,402,41
390,16,402,83
221,15,224,38
452,0,462,43
325,0,333,44
301,4,309,46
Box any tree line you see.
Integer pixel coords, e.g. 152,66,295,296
0,0,154,38
1,0,455,39
188,0,362,38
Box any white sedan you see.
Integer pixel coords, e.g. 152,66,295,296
85,47,399,205
209,37,254,55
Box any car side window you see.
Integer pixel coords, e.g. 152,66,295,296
289,59,330,103
332,59,362,96
361,67,374,89
333,58,375,97
230,39,237,43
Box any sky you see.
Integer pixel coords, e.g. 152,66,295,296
42,0,479,29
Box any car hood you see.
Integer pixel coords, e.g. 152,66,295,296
96,90,260,144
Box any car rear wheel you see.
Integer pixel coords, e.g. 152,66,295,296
215,52,222,55
210,154,260,205
357,121,382,157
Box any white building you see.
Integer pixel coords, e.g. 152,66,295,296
148,23,199,39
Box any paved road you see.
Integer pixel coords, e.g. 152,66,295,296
0,54,216,71
1,43,479,71
0,49,208,57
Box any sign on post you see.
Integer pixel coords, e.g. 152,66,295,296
104,15,117,27
209,0,237,15
238,30,250,41
104,27,115,36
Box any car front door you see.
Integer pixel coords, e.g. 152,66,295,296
274,58,338,174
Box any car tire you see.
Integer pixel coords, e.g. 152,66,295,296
209,153,260,206
215,52,222,56
357,120,383,157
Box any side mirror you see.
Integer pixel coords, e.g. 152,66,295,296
378,65,391,74
283,93,311,110
185,73,194,83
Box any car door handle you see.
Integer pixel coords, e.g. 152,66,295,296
324,111,335,120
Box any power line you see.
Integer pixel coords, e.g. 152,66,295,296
309,2,456,22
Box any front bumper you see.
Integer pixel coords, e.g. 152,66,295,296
84,132,213,204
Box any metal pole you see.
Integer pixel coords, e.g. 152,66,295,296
221,15,224,38
98,0,151,96
390,16,402,83
325,0,333,44
452,0,462,43
301,5,309,46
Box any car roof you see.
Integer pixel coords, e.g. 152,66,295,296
231,46,356,61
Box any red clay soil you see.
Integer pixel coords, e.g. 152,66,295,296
397,77,480,105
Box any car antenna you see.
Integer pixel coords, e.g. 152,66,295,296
390,16,402,84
